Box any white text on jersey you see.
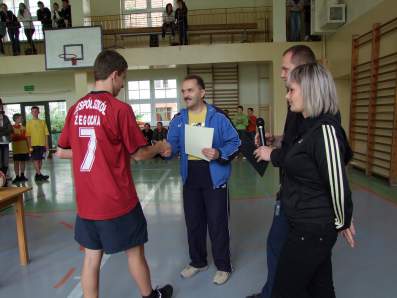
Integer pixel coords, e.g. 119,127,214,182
74,98,107,116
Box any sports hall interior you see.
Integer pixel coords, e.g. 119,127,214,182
0,0,396,297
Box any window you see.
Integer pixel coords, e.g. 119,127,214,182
124,0,147,10
3,104,21,123
154,79,177,99
155,102,177,122
127,78,178,125
122,0,174,27
132,103,151,123
128,80,151,100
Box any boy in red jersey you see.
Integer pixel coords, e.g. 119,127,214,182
56,50,173,298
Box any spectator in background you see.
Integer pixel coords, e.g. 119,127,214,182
287,0,304,41
0,16,5,55
26,106,50,181
61,0,71,28
153,121,168,143
11,113,29,184
223,109,229,117
0,99,12,181
162,3,176,41
37,1,52,32
18,3,37,54
233,105,248,138
175,0,188,45
142,123,153,145
0,3,21,56
52,2,65,28
246,107,257,143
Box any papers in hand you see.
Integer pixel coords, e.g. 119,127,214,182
185,124,214,161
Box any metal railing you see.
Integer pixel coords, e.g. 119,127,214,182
83,6,272,31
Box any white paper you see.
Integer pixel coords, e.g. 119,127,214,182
185,125,214,161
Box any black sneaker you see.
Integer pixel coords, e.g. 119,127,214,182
40,174,49,180
12,176,20,184
155,285,173,298
246,294,262,298
20,174,28,182
35,174,42,181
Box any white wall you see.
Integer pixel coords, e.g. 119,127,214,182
344,0,385,24
239,62,271,108
0,72,74,104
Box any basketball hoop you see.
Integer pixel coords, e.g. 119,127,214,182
58,53,78,66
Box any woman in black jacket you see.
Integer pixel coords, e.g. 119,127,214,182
0,3,20,55
255,63,353,298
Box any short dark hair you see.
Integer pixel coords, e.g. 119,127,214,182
62,0,69,3
237,105,243,110
157,121,163,126
31,106,39,111
94,50,128,81
283,45,316,66
37,1,43,5
184,74,205,90
13,113,22,121
248,107,253,112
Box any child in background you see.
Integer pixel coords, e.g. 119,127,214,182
11,113,29,184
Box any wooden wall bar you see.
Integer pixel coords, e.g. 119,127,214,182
350,17,397,185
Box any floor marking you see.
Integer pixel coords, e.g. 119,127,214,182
59,221,74,230
67,169,171,298
351,181,397,207
53,268,76,288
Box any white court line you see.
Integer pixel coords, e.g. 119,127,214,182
67,169,171,298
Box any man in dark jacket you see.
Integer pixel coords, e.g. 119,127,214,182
37,1,52,31
152,121,168,143
61,0,72,28
0,98,13,179
175,0,188,45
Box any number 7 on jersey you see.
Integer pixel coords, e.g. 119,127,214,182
79,127,97,172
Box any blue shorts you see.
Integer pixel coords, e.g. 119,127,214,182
75,203,148,254
31,146,46,160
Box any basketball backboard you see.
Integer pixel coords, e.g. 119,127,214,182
44,26,103,70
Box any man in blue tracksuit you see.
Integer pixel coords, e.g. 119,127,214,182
164,74,240,285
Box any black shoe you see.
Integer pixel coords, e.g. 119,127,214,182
12,176,20,184
246,294,262,298
40,174,49,180
155,284,173,298
20,174,28,182
35,174,42,181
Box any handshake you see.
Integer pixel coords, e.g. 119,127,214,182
154,140,172,158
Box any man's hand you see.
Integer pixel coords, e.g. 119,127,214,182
158,140,172,157
255,132,275,147
341,220,356,248
253,146,273,162
202,148,219,160
54,148,72,159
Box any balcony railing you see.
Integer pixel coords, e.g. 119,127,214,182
0,7,273,55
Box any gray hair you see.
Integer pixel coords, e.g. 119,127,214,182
287,63,338,118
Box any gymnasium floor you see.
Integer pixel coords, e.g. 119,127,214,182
0,159,396,298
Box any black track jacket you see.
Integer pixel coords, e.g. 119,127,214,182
280,113,353,231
